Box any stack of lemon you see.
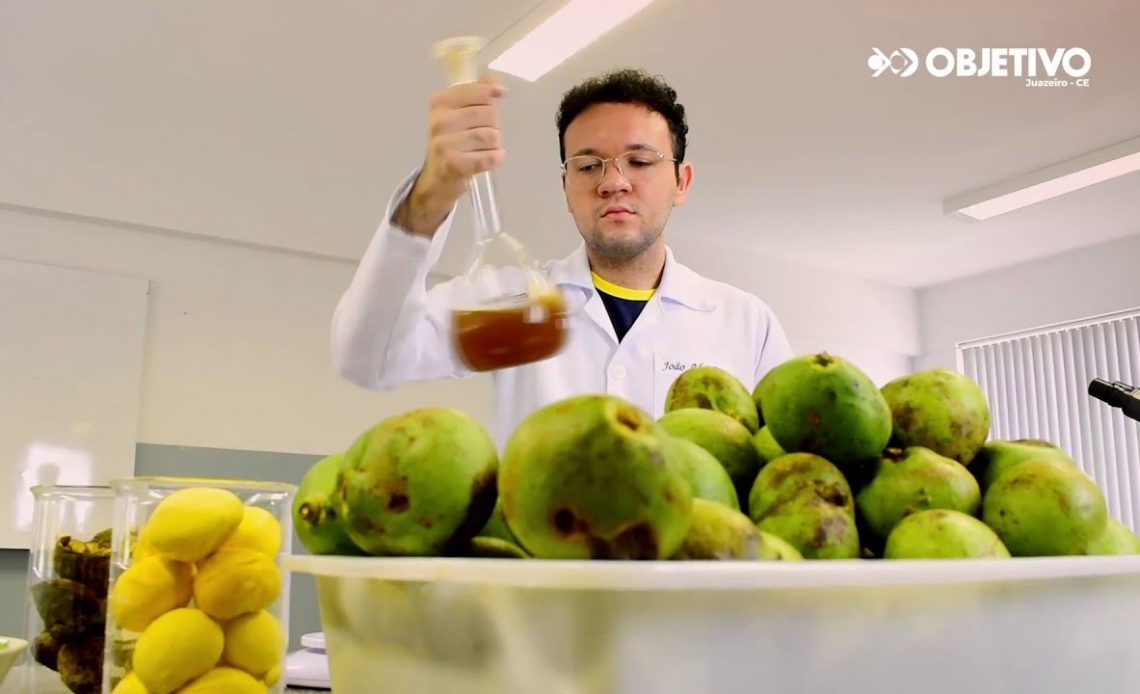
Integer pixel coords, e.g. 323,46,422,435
107,488,286,694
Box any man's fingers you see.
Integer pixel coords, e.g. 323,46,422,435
429,79,505,110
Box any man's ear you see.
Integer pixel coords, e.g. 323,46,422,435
673,161,694,206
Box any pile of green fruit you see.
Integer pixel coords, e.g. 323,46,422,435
294,353,1140,562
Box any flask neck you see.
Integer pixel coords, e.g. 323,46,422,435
468,172,501,243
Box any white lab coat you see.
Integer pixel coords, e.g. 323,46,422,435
332,172,794,446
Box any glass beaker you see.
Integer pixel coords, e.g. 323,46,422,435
24,485,116,694
434,36,571,371
101,476,297,694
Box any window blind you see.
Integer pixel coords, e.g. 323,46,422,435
956,308,1140,531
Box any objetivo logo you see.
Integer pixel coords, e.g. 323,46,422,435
868,48,919,77
868,46,1093,88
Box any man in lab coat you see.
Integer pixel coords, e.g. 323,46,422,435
332,68,793,445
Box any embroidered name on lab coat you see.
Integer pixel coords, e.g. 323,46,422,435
662,360,704,372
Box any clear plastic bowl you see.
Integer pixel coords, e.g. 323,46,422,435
285,554,1140,694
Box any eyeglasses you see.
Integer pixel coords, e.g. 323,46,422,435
560,149,677,188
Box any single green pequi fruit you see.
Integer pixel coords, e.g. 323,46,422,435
880,369,991,466
748,452,860,560
884,509,1010,559
756,495,860,560
1087,518,1140,555
748,453,854,518
658,408,761,509
855,447,981,541
970,439,1075,493
755,353,892,466
337,408,499,556
665,365,761,433
293,453,365,556
752,426,787,465
477,499,518,544
500,395,693,560
659,435,740,511
757,531,805,560
672,499,763,560
671,498,804,561
982,458,1108,556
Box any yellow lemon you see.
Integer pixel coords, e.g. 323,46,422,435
218,506,282,558
132,533,157,562
133,608,224,694
111,672,151,694
174,667,266,693
109,556,194,633
221,610,284,683
193,548,281,621
145,488,244,562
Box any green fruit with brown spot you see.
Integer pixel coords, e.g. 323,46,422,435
855,447,981,540
337,408,499,556
752,426,786,465
982,458,1107,556
748,453,854,518
665,366,760,433
500,395,693,560
659,408,762,506
881,369,990,465
755,353,892,466
747,453,859,559
660,436,740,511
756,495,860,560
884,509,1010,559
293,453,364,556
971,439,1074,493
1087,519,1140,555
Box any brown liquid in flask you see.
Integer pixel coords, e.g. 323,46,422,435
452,292,569,371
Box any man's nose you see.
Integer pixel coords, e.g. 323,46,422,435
596,161,632,195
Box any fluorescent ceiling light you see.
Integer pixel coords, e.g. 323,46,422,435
488,0,656,82
945,135,1140,221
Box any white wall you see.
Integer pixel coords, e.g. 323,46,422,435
0,205,493,456
916,233,1140,372
1,205,921,458
668,237,918,387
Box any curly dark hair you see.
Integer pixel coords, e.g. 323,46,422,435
556,68,689,170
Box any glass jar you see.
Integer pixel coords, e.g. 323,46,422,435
101,477,296,694
24,485,116,694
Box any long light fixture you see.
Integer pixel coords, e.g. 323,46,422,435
488,0,657,82
945,135,1140,221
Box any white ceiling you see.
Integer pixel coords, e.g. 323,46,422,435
2,0,1138,288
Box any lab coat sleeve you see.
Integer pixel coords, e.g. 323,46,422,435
331,170,473,389
754,305,794,386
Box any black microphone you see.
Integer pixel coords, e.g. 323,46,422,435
1089,378,1140,422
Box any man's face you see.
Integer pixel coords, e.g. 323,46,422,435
561,102,693,262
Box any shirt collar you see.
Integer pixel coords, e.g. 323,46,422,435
546,244,715,311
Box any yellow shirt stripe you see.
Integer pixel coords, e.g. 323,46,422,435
591,272,656,301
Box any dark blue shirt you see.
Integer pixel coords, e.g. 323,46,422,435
593,272,655,342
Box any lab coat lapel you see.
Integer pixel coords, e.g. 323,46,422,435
548,244,618,345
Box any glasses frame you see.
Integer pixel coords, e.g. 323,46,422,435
560,149,679,188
